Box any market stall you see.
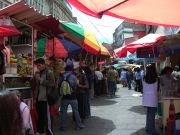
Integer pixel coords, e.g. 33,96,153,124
136,33,180,134
0,1,49,107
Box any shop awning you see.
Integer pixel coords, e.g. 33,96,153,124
116,34,164,58
32,16,64,36
0,1,49,25
67,0,180,27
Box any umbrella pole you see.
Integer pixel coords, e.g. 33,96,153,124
53,37,55,57
85,52,88,61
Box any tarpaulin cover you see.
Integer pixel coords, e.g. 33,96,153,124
67,0,180,27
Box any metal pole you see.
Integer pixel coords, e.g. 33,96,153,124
32,28,37,75
12,18,32,28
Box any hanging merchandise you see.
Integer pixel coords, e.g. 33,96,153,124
166,99,176,135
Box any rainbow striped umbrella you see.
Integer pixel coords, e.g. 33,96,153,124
61,22,101,55
99,44,110,56
36,37,82,58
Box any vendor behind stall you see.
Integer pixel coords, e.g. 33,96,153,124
160,67,174,97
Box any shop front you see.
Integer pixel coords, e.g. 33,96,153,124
0,1,49,105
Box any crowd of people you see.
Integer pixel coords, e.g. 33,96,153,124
0,56,179,135
31,58,121,135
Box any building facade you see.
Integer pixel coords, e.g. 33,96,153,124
0,0,76,23
113,21,147,49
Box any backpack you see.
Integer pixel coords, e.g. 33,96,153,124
59,74,73,96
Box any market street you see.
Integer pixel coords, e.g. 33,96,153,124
53,85,162,135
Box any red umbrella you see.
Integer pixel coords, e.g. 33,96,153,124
67,0,180,27
116,34,164,58
0,26,21,36
0,16,21,37
45,37,68,58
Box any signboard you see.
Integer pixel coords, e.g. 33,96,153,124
136,47,157,58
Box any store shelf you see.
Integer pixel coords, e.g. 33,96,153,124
3,74,32,78
6,87,31,91
10,44,32,47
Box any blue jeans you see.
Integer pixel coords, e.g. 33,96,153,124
60,99,82,128
146,107,157,134
127,79,132,89
108,81,116,96
85,89,91,117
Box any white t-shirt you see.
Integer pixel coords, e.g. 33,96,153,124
19,102,33,131
142,80,158,107
95,71,103,80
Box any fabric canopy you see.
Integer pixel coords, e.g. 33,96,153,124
0,16,21,36
60,22,101,55
36,38,47,58
0,26,21,36
67,0,180,27
45,37,68,58
33,16,63,36
115,34,164,58
155,34,180,56
99,44,110,56
36,37,82,58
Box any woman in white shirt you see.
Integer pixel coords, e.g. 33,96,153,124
142,65,158,135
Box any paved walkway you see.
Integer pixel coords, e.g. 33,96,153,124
53,85,162,135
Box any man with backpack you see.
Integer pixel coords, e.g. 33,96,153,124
58,64,85,130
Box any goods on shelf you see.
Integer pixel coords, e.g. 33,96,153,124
17,53,32,76
10,54,17,64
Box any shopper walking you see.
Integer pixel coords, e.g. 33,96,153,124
142,65,158,135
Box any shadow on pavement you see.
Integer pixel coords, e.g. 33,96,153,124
128,105,146,115
54,115,116,135
130,128,148,135
91,97,118,106
130,127,163,135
